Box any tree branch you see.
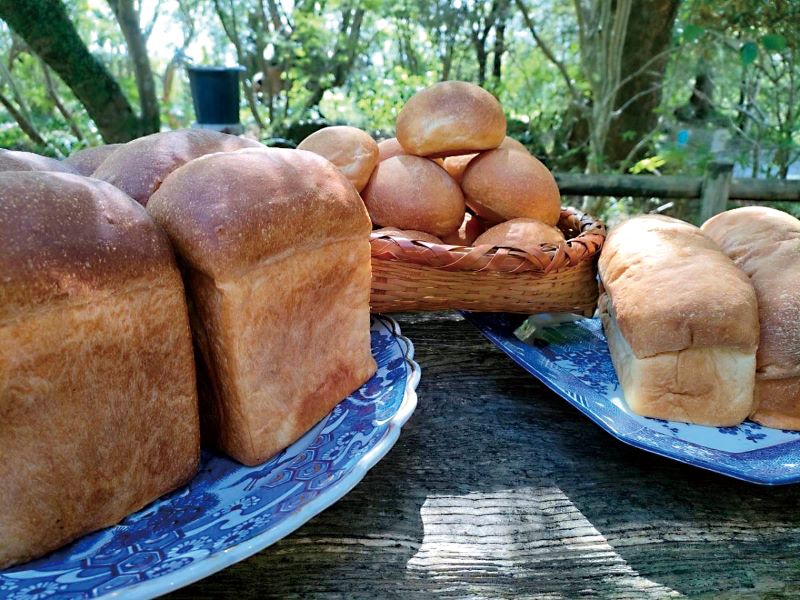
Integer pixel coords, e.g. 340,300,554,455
515,0,582,106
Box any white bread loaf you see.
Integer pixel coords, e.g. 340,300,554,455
598,215,759,426
702,207,800,429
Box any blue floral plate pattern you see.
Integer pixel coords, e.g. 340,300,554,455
465,312,800,486
0,315,419,600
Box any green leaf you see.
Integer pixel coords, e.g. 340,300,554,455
682,24,705,42
760,34,787,51
740,41,758,65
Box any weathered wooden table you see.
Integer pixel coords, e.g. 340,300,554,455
169,312,800,599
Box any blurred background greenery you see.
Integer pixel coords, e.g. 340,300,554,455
0,0,797,220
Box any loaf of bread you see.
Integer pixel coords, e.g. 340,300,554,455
148,147,376,466
362,155,465,237
63,143,122,176
461,148,561,225
0,172,199,568
396,81,506,157
0,149,75,173
702,207,800,429
93,129,261,206
298,126,379,192
598,215,759,426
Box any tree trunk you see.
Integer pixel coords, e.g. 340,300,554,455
107,0,160,134
0,0,144,142
604,0,680,165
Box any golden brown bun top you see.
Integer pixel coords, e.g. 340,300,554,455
93,129,262,206
147,147,371,279
396,81,506,157
0,172,177,323
599,215,759,358
474,218,565,253
297,126,379,192
461,148,561,225
63,144,123,176
702,206,800,379
0,149,76,174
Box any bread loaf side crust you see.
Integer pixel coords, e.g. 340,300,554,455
189,238,376,465
0,281,199,568
600,293,756,426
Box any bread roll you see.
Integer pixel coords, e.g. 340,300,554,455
441,212,485,246
461,148,560,225
373,227,443,244
0,172,199,568
444,137,528,184
0,149,76,173
396,81,506,157
598,215,759,426
63,143,122,176
93,129,262,206
377,137,406,162
362,155,465,237
298,126,379,192
148,148,376,466
702,207,800,429
474,218,565,253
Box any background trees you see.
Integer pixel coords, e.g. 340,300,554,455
0,0,796,186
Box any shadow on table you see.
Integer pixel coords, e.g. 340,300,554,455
169,315,800,599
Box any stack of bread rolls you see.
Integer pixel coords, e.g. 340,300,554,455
0,130,377,568
296,81,566,253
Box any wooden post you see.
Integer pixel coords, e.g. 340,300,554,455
700,161,734,221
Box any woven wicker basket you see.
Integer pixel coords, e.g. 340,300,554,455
369,207,606,314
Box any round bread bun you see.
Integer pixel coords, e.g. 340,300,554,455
474,218,565,254
93,129,262,206
373,227,443,244
0,149,76,174
298,126,378,192
442,153,476,185
462,148,560,225
443,137,528,184
396,81,506,158
63,144,123,176
377,137,406,162
440,212,485,246
362,155,465,237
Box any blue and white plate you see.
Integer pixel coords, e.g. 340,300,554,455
465,312,800,486
0,315,419,600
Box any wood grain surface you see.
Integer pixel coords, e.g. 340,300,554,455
168,312,800,599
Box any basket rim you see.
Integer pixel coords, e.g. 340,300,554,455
369,206,606,274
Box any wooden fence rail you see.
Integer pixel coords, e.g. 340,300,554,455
553,161,799,219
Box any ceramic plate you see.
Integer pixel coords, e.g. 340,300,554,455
0,315,419,599
466,312,800,485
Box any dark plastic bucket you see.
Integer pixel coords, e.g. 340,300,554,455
187,66,244,125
